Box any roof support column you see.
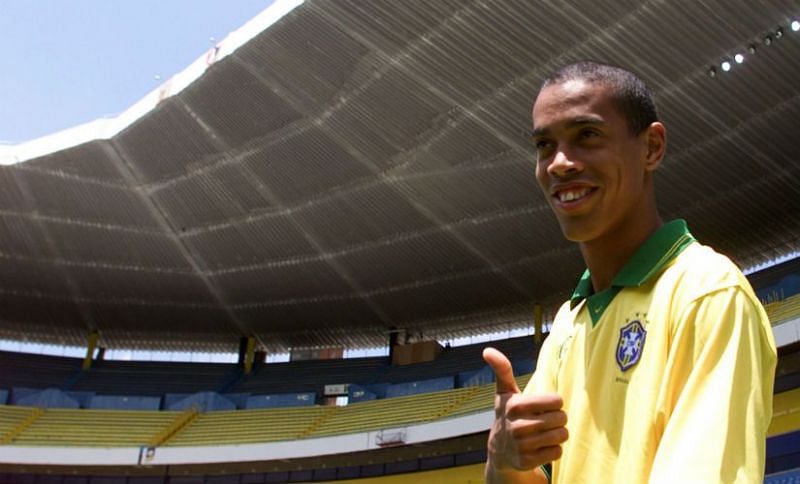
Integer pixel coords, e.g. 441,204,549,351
82,330,99,370
534,304,544,346
239,336,257,375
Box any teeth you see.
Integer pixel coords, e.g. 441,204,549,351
558,189,589,202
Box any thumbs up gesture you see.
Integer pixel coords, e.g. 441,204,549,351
483,347,568,483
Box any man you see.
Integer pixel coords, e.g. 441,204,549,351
484,62,777,483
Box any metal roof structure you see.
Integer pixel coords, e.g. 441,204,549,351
0,0,798,353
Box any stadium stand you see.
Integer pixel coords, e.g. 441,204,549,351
167,405,331,446
448,373,531,418
309,386,475,438
0,293,795,483
767,294,800,326
0,372,535,448
769,389,800,438
0,283,797,479
0,406,40,445
10,408,182,447
0,364,794,483
0,335,539,406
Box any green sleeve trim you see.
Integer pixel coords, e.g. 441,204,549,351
541,463,552,482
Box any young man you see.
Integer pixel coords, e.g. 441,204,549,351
484,62,777,483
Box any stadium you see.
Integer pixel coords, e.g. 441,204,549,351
0,0,799,482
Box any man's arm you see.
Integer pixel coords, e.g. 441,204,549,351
649,286,776,483
483,347,567,484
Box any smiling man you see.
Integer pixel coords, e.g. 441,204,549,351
484,62,777,483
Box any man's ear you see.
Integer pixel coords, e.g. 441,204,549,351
643,122,666,172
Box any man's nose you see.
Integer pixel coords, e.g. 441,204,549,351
547,150,581,178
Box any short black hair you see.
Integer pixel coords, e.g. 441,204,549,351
540,61,659,135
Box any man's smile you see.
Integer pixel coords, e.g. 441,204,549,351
550,183,598,209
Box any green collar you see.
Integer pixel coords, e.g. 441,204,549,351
570,219,695,324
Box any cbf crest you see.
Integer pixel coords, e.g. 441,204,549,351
616,320,646,372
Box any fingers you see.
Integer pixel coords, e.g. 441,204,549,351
506,393,563,419
512,444,564,470
508,413,569,440
483,347,520,394
487,418,569,471
509,427,568,470
517,426,568,457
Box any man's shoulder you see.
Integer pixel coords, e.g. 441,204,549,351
548,299,580,333
659,241,754,301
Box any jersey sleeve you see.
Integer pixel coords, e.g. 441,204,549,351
649,285,777,483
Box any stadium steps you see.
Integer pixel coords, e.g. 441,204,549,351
766,293,800,325
298,406,340,439
149,408,199,447
769,388,800,436
0,406,43,444
10,408,180,447
165,406,332,446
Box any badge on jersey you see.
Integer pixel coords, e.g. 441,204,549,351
616,320,646,372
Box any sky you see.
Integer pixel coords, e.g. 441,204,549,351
1,1,273,144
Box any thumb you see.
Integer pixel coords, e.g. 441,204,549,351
483,347,520,394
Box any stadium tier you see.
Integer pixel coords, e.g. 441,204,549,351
0,370,797,476
3,368,800,448
0,375,518,447
0,289,797,481
0,333,539,405
0,268,796,482
8,408,182,447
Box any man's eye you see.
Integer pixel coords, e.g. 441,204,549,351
534,139,552,150
578,129,600,139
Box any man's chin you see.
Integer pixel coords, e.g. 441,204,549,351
557,220,594,243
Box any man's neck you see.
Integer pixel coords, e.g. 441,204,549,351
579,214,663,293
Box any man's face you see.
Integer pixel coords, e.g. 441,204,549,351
532,79,658,243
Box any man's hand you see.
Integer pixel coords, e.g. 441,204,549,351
483,347,568,483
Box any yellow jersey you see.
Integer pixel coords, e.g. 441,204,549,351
525,220,777,483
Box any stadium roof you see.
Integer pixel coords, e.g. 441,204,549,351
0,0,798,353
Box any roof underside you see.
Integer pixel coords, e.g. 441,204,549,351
1,0,799,352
